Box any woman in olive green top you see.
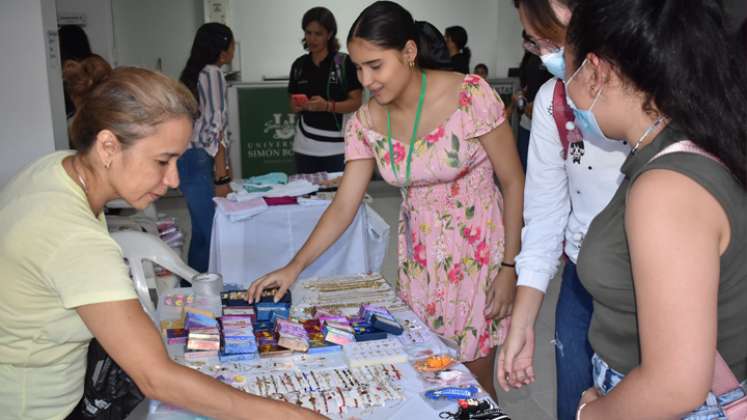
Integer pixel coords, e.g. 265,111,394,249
511,0,747,418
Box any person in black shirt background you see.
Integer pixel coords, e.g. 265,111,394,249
444,25,471,74
288,7,363,174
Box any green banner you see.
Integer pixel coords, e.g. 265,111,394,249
238,85,296,177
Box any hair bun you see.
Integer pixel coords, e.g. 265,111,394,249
63,54,112,102
415,21,452,70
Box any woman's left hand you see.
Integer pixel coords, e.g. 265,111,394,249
484,268,517,320
306,96,328,112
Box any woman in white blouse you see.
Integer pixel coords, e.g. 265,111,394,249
178,23,235,273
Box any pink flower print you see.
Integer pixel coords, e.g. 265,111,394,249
414,242,427,267
448,263,464,284
450,181,460,197
465,75,482,86
435,287,445,299
476,240,490,266
463,225,481,245
382,141,405,167
478,328,491,354
426,302,437,316
424,126,445,144
459,91,472,108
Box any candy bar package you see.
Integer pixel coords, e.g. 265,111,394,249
358,304,394,323
275,319,309,352
351,320,387,342
371,313,403,335
165,328,187,345
256,303,290,322
257,287,292,304
184,311,218,329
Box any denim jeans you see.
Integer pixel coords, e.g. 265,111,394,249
177,148,215,273
592,353,747,419
555,260,595,420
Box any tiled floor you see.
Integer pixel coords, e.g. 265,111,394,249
153,182,560,419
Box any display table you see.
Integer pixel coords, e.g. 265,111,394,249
128,274,509,420
208,203,389,287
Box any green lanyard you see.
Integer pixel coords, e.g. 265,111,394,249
386,71,426,190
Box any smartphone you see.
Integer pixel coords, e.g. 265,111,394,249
291,94,309,107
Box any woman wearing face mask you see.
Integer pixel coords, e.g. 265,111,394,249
562,0,746,418
497,1,630,418
250,1,524,399
289,7,363,174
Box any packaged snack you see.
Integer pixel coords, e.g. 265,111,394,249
413,354,458,372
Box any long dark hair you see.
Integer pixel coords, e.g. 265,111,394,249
513,0,576,43
59,25,93,63
347,1,451,70
445,26,470,61
301,7,340,53
567,0,747,187
179,23,233,99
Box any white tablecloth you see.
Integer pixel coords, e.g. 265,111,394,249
130,284,501,420
209,203,389,288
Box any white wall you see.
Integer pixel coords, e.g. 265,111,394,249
111,0,203,79
55,0,116,64
0,0,67,187
232,0,523,82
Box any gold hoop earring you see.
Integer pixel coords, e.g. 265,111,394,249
409,60,415,69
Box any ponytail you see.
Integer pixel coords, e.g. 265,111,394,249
348,1,451,70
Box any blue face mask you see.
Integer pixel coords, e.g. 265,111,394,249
540,48,566,80
565,59,608,143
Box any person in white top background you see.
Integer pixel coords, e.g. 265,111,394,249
177,23,235,273
497,1,630,419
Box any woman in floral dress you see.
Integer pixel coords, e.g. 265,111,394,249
249,1,524,398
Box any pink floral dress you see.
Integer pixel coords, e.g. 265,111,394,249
345,75,508,361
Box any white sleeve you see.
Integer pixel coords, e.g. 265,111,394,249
514,79,571,293
197,66,228,149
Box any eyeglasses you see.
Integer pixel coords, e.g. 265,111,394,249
522,34,562,56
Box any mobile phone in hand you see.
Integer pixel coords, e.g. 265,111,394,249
291,94,309,107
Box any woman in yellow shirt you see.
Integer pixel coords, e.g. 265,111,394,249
0,65,322,420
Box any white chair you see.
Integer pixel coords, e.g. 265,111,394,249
111,230,198,323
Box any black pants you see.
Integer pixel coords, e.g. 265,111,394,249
294,152,345,174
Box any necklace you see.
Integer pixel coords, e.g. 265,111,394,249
631,116,665,153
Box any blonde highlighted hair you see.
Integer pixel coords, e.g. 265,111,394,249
69,66,198,153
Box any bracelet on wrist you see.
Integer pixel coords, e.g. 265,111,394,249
501,261,516,268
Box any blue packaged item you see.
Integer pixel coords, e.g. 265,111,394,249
256,304,290,322
219,351,259,363
223,336,258,354
184,311,218,329
354,329,388,342
424,385,479,400
371,314,403,335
